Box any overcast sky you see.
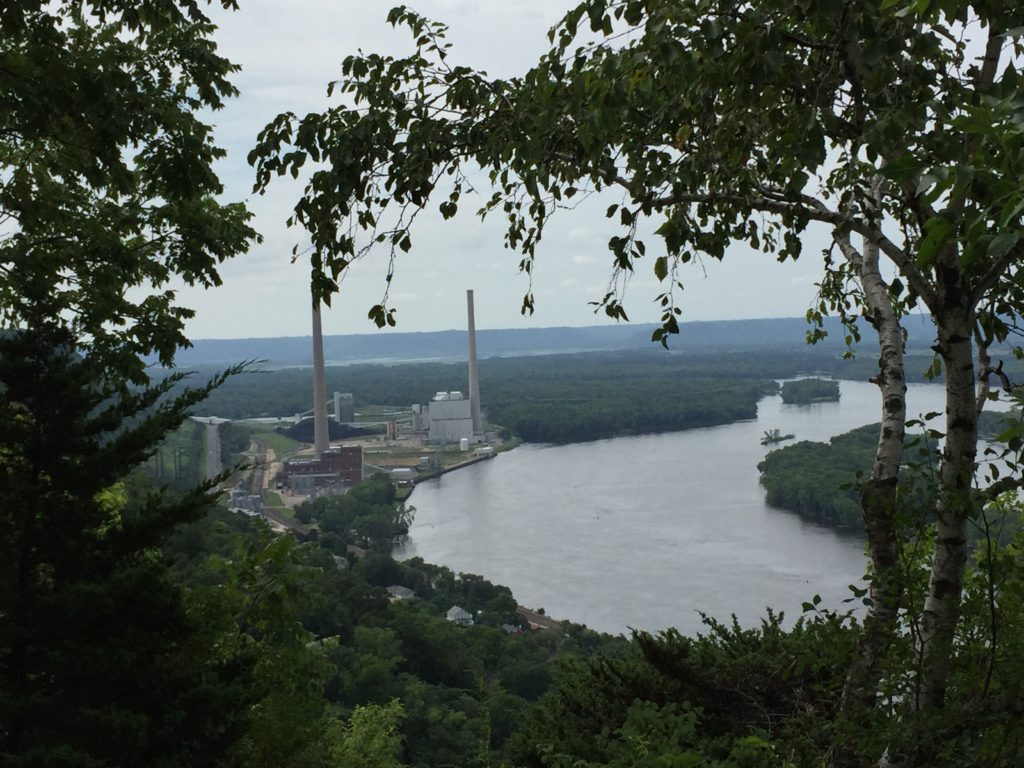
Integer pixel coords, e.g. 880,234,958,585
179,1,830,340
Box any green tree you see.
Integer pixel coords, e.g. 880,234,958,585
0,328,247,765
1,1,257,764
251,1,1024,756
1,0,257,382
328,700,406,768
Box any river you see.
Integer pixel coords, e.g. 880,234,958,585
394,381,1000,636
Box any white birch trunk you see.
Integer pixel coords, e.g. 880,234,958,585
830,220,908,768
920,307,977,709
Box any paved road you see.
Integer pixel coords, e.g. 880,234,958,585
516,606,561,632
261,506,311,538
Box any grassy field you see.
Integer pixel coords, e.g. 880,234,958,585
261,489,290,515
252,431,303,458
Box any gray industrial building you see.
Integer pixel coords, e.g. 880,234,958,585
416,290,486,445
426,391,479,444
333,391,354,423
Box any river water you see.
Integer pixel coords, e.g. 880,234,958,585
395,381,993,636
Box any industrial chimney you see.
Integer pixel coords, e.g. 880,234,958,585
311,302,330,457
466,289,482,438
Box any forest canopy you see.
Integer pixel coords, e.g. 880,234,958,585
758,422,933,529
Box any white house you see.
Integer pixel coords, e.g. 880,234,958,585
445,605,474,626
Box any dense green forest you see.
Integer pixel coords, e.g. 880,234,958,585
780,378,840,404
189,349,1016,420
190,349,796,419
158,473,634,767
189,349,1024,446
192,351,781,443
757,424,920,528
758,410,1021,529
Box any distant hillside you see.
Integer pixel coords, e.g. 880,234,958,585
167,314,941,368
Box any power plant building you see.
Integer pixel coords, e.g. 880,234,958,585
279,445,364,492
334,392,354,423
427,391,478,444
415,289,486,445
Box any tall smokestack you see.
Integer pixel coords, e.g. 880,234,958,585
311,302,329,457
467,289,482,437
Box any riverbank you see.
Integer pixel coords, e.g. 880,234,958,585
405,451,497,497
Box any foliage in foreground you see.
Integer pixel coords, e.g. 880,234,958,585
0,328,247,765
0,0,257,382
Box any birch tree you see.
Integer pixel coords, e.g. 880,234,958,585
251,0,1024,753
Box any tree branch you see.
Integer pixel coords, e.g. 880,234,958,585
971,242,1022,307
976,475,1024,504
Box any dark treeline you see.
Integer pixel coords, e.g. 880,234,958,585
480,353,781,442
189,347,1024,437
757,410,1020,530
487,378,772,443
184,349,885,443
780,378,840,404
757,423,937,529
219,420,251,466
189,349,817,419
133,419,207,494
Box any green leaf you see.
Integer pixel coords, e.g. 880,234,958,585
987,231,1020,261
995,424,1024,444
917,216,953,263
999,195,1024,228
916,167,947,196
653,256,668,281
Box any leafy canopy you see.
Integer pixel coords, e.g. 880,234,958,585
251,1,1023,343
1,0,258,381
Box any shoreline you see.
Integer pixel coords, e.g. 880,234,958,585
405,452,497,499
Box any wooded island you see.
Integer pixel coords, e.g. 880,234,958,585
780,378,840,405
